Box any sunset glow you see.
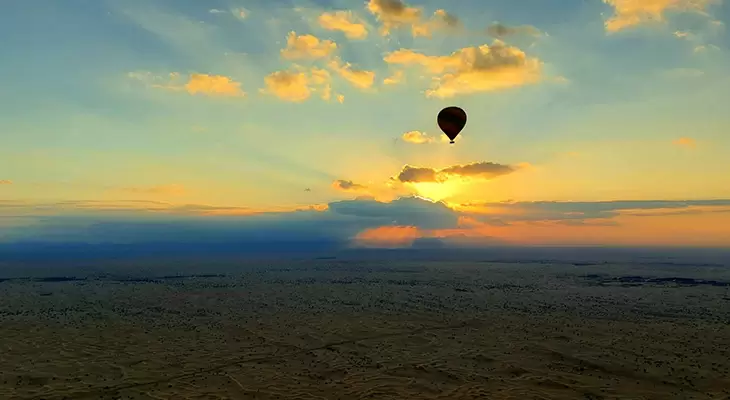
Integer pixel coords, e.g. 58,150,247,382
2,0,729,248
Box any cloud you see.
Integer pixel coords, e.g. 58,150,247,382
281,32,337,59
0,197,459,248
121,184,187,196
327,57,376,89
486,23,541,38
366,0,423,36
209,8,248,19
395,161,519,183
432,9,460,30
384,41,542,98
332,179,368,192
261,67,335,102
603,0,718,33
440,162,517,179
318,11,368,39
262,71,311,102
366,0,461,37
401,131,435,144
383,70,404,85
396,166,441,183
411,9,462,37
354,225,420,248
128,72,245,97
673,137,697,147
0,180,12,185
2,198,730,249
456,199,730,223
184,73,245,97
328,196,459,230
232,8,249,20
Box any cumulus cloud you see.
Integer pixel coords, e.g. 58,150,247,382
0,180,13,185
432,9,460,29
396,166,441,183
261,67,335,102
383,70,404,85
128,71,245,97
366,0,423,36
395,162,519,183
673,137,697,147
262,71,311,102
327,57,376,89
281,32,337,59
184,73,245,96
318,11,368,39
603,0,718,32
332,179,368,192
328,196,459,230
384,40,542,98
486,22,541,38
366,0,460,37
401,130,436,144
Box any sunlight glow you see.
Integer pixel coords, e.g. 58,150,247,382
410,181,464,202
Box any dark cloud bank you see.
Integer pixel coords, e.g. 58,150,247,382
1,197,729,260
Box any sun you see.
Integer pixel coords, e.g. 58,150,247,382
411,181,462,202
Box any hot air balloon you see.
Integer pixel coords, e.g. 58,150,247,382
437,106,467,144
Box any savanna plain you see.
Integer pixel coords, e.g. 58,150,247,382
1,249,729,400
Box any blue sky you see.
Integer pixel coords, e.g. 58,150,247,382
2,0,730,248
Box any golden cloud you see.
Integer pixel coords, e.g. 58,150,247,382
261,67,336,102
384,40,542,98
603,0,717,32
354,225,420,248
383,70,404,85
366,0,460,37
402,131,436,144
0,180,13,185
366,0,422,36
185,73,245,97
262,71,311,102
128,72,245,97
318,11,368,39
395,161,520,183
327,57,376,89
281,32,337,59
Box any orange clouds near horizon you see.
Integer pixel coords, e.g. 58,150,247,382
354,225,420,247
352,210,730,248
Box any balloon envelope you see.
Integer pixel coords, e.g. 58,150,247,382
437,106,467,144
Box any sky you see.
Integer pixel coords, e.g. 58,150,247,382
2,0,730,248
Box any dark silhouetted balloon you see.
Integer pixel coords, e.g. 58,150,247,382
437,106,467,144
